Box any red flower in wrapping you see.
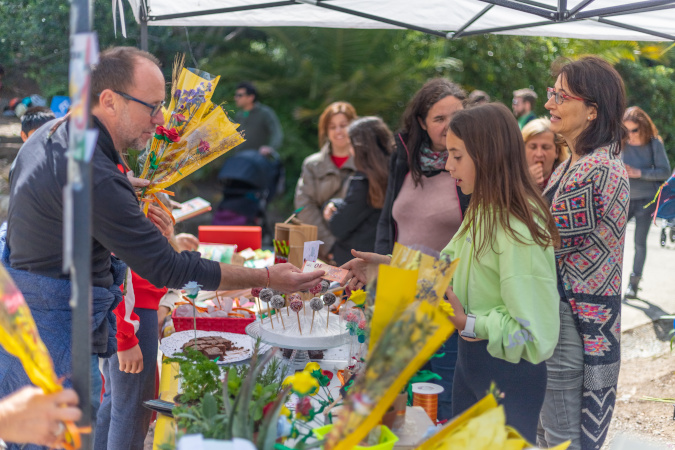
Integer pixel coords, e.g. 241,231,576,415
155,126,180,143
198,139,210,154
165,127,180,142
296,397,312,417
173,113,187,124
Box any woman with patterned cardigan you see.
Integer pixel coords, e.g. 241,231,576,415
537,57,629,450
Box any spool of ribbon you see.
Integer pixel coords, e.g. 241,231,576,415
412,382,444,424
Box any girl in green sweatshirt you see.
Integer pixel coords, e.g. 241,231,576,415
441,103,560,443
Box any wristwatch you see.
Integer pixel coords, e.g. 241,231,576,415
460,314,477,339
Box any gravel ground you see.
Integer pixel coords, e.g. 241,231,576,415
604,321,675,449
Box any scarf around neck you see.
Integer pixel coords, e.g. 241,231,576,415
419,142,448,173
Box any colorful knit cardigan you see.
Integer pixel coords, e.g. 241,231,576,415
543,143,629,449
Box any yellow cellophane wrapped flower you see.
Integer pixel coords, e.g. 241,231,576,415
416,394,570,450
139,66,244,202
283,371,319,396
0,265,84,449
439,301,454,316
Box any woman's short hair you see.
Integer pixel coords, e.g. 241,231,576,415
623,106,660,145
521,117,569,165
553,56,626,156
317,101,357,148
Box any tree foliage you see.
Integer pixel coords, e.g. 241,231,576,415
1,2,673,207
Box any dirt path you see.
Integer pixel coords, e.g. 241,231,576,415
603,321,675,449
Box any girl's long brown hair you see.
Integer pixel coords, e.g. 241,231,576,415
348,116,394,208
449,103,560,258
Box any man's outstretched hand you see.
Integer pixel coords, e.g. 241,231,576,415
268,263,324,293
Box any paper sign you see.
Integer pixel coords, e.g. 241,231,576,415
302,240,323,264
302,261,350,284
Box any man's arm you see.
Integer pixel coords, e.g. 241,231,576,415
217,262,324,293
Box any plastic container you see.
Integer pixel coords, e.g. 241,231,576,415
312,424,398,450
171,309,255,334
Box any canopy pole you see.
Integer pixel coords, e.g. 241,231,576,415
574,0,675,20
67,0,95,448
451,5,494,39
301,1,449,38
597,17,675,41
478,0,556,19
140,4,148,51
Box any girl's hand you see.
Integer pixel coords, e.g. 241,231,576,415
342,250,391,291
444,286,467,330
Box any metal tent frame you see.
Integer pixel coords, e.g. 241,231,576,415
134,0,675,50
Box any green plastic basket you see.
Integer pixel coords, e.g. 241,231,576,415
312,424,398,450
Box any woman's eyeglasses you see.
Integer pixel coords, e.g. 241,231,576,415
546,87,584,105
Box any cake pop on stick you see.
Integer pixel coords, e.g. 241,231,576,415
259,288,274,329
251,287,263,323
320,279,330,294
271,295,286,329
309,297,323,334
322,292,337,330
310,282,323,316
289,299,304,335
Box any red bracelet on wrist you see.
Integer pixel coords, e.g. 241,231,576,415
265,267,270,288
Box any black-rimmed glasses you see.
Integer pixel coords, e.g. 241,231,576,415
113,90,165,117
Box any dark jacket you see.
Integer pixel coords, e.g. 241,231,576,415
622,137,671,200
328,173,381,265
374,133,471,255
7,116,221,290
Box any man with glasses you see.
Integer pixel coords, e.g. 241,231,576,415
1,47,322,448
512,87,538,129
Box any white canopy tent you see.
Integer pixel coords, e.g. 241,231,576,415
123,0,675,45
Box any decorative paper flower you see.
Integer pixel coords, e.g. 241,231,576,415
198,139,210,154
277,415,292,437
295,397,313,421
182,281,202,298
304,362,321,373
349,289,367,307
358,320,366,330
345,312,359,323
439,301,454,316
283,371,319,396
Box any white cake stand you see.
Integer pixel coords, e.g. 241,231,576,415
246,310,348,368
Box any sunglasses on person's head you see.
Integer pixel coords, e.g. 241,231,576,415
112,90,164,117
